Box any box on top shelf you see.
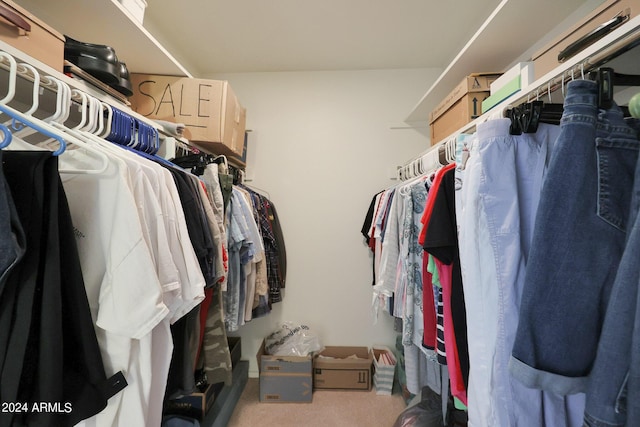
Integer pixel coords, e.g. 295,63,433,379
489,62,535,95
429,73,502,124
313,346,373,391
430,92,489,145
429,73,501,145
256,339,313,403
128,74,246,158
482,62,535,113
0,0,65,72
531,0,640,80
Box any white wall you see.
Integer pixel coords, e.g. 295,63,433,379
209,68,440,376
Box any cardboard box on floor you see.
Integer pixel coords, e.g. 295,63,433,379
429,73,501,145
128,74,246,158
313,346,373,391
256,339,313,403
165,382,218,421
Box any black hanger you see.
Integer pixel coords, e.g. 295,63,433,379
589,67,640,109
508,101,564,135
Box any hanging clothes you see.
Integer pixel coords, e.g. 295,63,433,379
456,116,586,426
423,166,469,409
501,79,640,427
0,151,111,427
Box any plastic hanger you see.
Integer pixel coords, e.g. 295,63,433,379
70,90,90,131
589,67,640,112
0,123,12,149
0,51,17,105
0,103,66,155
0,61,38,133
100,103,113,139
17,63,40,116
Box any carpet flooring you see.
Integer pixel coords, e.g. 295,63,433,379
227,378,408,427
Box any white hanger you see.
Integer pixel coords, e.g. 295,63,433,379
17,63,40,116
40,76,67,124
0,62,50,152
70,89,90,131
0,52,17,105
100,102,113,139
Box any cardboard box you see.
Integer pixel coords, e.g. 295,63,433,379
429,73,501,124
372,347,396,396
256,340,313,403
532,0,640,80
430,92,488,144
165,382,217,421
428,73,500,145
0,0,65,72
128,74,246,157
313,346,373,391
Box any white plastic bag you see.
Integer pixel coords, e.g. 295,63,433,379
264,322,323,356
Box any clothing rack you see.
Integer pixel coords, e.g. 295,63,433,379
398,14,640,181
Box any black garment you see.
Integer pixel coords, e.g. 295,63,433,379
0,151,25,296
361,193,381,286
161,166,214,402
0,152,49,427
166,167,216,286
258,195,282,308
361,193,379,242
0,152,109,427
267,201,287,288
423,168,469,390
165,307,200,400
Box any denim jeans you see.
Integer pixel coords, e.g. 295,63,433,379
584,108,640,425
459,118,584,426
511,80,640,397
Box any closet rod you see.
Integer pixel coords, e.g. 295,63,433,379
398,14,640,180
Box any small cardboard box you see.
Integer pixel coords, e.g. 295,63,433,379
128,74,246,157
430,92,489,144
429,73,500,145
0,0,65,72
165,382,216,421
313,346,373,391
256,339,313,403
372,347,396,396
531,0,640,80
429,73,501,124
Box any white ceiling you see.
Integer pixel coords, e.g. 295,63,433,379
143,0,505,76
14,0,597,79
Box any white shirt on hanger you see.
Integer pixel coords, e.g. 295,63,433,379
60,148,168,427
